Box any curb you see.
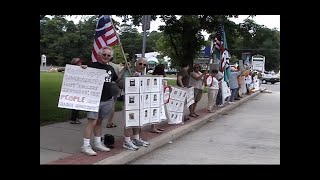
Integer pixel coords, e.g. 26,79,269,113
94,91,261,164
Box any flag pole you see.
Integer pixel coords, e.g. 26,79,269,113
109,15,132,75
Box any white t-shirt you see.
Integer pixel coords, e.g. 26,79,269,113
189,71,203,90
245,75,252,84
209,77,219,90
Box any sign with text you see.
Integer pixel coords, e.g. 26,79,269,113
186,86,195,107
58,65,105,112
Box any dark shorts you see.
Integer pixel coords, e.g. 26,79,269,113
110,83,120,99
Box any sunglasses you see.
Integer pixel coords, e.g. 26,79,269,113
102,54,111,57
139,63,147,67
194,67,200,69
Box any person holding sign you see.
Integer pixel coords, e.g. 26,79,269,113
228,67,242,104
69,58,83,124
215,71,224,107
206,69,219,113
189,64,206,118
80,46,118,156
150,64,165,134
176,63,190,121
106,57,122,128
117,58,150,151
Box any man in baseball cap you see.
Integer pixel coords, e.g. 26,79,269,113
71,58,83,65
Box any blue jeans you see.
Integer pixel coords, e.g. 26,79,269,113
229,88,238,102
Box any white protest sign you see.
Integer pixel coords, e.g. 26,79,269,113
140,108,150,126
206,75,213,86
125,94,140,110
163,86,171,104
150,107,160,123
160,105,167,121
168,112,183,124
221,81,231,104
58,65,105,112
125,77,140,94
126,110,140,127
238,77,247,95
254,79,260,90
124,76,163,128
170,87,179,100
186,86,195,107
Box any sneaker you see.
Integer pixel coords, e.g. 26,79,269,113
81,145,97,156
229,101,235,104
218,104,224,107
132,138,150,147
123,141,139,151
93,142,110,152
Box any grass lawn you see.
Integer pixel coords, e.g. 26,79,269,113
40,72,71,125
40,73,205,125
40,72,122,125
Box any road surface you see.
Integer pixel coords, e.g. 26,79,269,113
130,83,280,164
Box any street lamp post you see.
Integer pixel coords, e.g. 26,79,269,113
248,29,255,54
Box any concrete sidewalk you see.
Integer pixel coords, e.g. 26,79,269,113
40,91,261,164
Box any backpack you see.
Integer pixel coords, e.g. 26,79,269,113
103,134,115,148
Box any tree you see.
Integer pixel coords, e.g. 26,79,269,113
40,16,97,66
118,24,143,61
236,19,280,71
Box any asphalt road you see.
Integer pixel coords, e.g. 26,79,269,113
130,83,280,164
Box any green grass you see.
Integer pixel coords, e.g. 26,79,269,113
40,72,123,125
166,79,177,86
166,79,208,93
40,72,72,124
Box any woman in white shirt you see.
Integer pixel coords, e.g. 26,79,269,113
206,69,219,113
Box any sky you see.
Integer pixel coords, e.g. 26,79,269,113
66,15,280,39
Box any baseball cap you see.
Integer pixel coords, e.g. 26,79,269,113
71,58,83,65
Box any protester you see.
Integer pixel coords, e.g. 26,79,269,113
176,63,190,121
80,46,118,156
69,58,83,124
106,57,122,128
117,58,150,151
188,64,206,117
206,69,219,113
228,67,242,104
150,64,165,133
215,70,224,107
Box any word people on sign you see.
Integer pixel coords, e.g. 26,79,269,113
60,95,85,102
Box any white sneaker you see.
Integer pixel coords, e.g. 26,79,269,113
93,142,110,152
132,138,150,147
218,104,224,107
228,101,235,104
81,145,97,156
123,141,139,151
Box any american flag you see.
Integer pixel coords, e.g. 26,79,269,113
220,49,230,71
215,24,227,72
214,24,225,52
91,15,118,62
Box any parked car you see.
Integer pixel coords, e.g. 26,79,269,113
165,68,178,75
261,74,280,84
57,67,65,72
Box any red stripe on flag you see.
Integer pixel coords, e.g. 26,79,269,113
91,15,119,62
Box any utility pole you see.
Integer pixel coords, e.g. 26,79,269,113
141,15,151,58
141,15,151,74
